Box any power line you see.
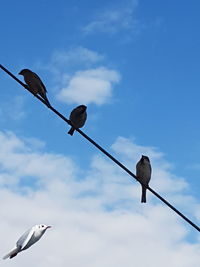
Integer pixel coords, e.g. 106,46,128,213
1,63,200,233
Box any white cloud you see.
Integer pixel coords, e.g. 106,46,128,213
57,67,120,105
0,131,200,266
51,47,104,67
82,1,138,35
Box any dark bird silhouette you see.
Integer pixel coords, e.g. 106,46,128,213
19,69,51,107
68,105,87,136
136,155,152,203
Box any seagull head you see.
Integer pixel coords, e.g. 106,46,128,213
36,224,52,233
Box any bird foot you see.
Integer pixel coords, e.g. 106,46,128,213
24,84,29,90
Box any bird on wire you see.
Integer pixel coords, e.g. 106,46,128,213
68,105,87,136
3,224,51,259
18,69,51,107
136,155,152,203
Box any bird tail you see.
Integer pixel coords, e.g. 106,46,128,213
68,127,75,136
39,92,51,108
3,247,19,260
43,95,51,108
141,186,147,203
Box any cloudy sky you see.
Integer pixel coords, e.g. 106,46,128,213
1,0,200,266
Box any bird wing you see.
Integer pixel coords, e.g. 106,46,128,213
16,227,35,250
32,72,47,92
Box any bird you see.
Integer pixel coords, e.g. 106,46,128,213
136,155,152,203
18,69,51,107
3,224,51,259
68,105,87,136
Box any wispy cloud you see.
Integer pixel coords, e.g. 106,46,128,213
0,96,26,122
51,47,104,67
82,1,139,35
0,131,200,266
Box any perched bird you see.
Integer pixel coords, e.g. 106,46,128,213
136,155,152,203
18,69,51,107
68,105,87,136
3,224,51,259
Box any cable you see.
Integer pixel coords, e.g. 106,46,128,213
1,63,200,233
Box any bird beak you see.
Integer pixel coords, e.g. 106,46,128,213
18,72,22,75
46,226,52,229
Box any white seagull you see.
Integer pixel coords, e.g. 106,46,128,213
3,224,51,259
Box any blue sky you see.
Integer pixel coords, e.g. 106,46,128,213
1,1,200,266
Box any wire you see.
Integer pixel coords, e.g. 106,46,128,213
1,63,200,233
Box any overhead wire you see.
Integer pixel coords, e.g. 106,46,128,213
1,63,200,233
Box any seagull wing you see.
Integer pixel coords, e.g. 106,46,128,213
16,227,35,250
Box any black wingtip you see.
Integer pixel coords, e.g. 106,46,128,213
9,253,18,259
